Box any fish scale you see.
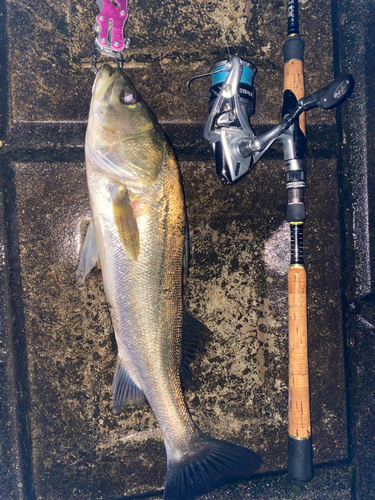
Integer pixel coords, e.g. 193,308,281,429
79,64,262,499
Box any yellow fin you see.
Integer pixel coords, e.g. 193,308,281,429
113,186,140,260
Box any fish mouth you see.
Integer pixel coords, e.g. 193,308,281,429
92,64,126,104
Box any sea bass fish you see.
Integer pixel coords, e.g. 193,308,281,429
78,65,261,499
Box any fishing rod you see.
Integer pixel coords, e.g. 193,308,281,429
187,10,354,478
282,0,312,482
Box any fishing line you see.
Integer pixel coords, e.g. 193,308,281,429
213,0,232,61
188,1,233,100
220,20,232,62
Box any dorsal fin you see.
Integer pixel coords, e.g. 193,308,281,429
180,311,209,386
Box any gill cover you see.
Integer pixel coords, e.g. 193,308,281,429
86,65,164,187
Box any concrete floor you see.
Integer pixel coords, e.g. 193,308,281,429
0,0,374,499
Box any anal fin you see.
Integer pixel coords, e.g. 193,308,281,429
77,221,99,283
112,356,147,411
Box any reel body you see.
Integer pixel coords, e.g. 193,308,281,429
191,57,354,185
203,57,257,184
209,60,256,181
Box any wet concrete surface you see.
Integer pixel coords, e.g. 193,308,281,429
334,1,375,498
144,465,354,500
0,0,374,499
4,0,335,152
2,153,346,499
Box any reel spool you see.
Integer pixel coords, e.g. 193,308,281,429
208,59,257,182
208,59,256,122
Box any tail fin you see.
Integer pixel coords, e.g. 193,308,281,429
163,437,262,500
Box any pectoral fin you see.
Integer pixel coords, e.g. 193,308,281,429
77,221,99,283
113,186,140,260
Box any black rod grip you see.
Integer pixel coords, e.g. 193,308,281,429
288,436,314,481
283,36,305,63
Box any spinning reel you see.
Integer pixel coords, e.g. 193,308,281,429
188,56,354,189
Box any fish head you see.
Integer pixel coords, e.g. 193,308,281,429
91,65,150,135
86,64,164,187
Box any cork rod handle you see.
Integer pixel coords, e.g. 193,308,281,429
288,266,310,440
287,265,313,480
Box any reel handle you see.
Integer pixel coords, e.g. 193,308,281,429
301,73,354,111
247,74,354,155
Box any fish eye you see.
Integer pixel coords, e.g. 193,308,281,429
120,91,138,105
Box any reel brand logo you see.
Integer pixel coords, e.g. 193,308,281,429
239,87,254,98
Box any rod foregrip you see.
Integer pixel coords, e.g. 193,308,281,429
287,264,313,481
283,36,306,135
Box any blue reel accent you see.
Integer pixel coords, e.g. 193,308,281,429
212,64,255,86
